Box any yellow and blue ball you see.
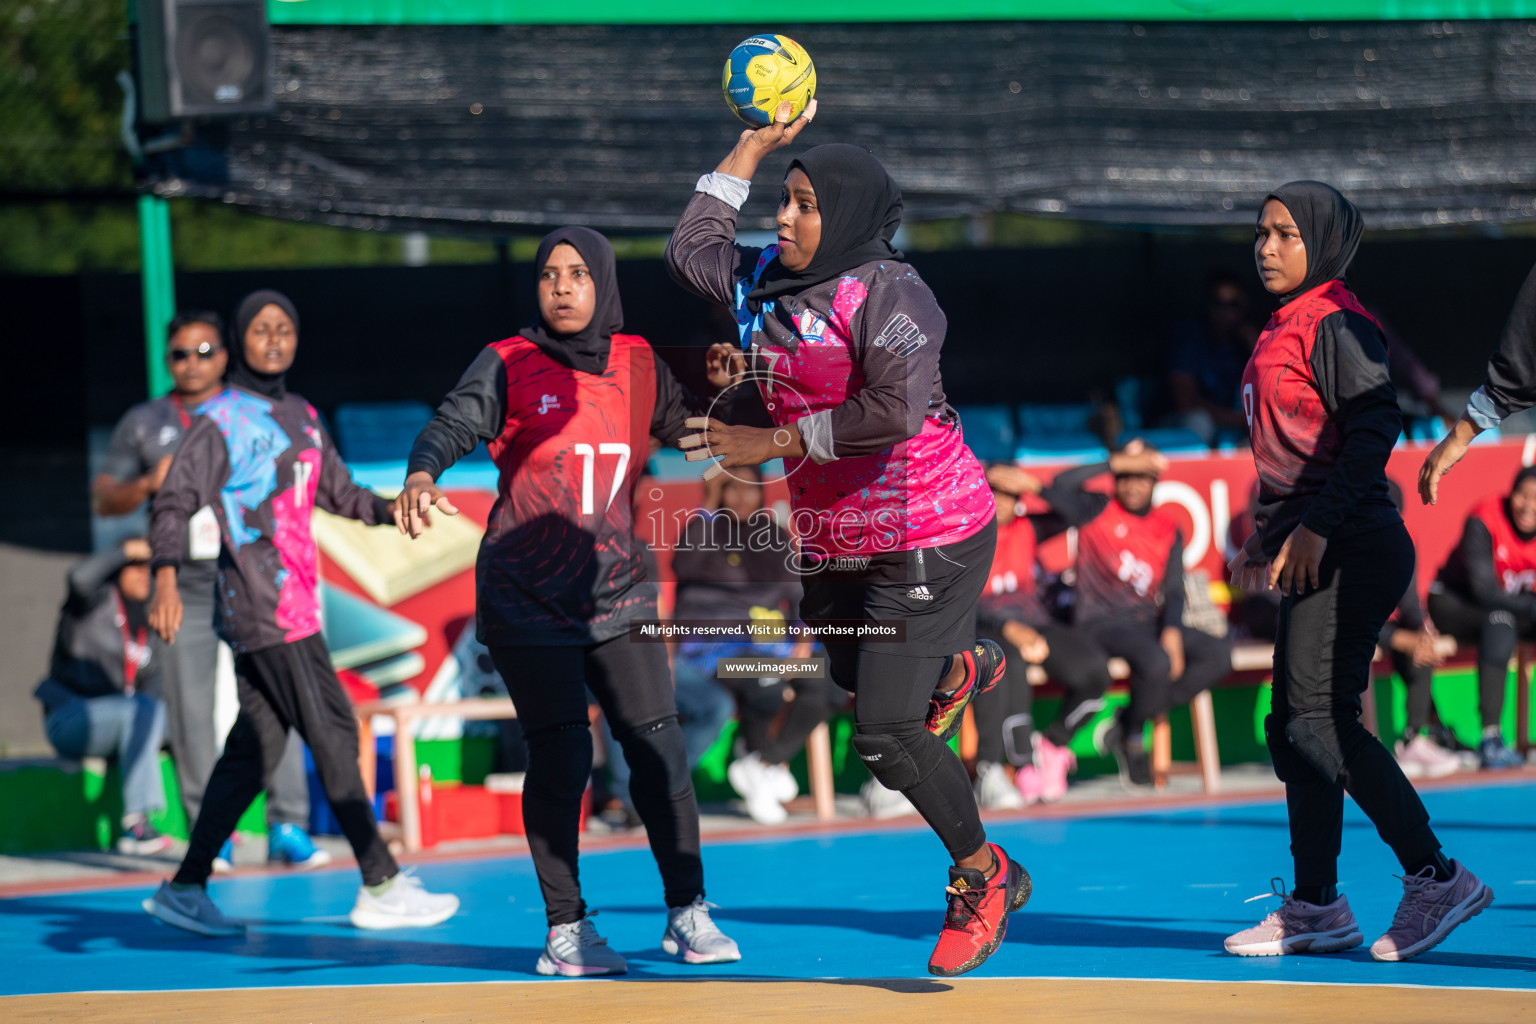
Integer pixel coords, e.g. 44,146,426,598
722,35,816,128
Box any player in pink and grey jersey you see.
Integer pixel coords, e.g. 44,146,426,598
665,100,1028,977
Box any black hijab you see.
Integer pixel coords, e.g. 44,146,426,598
744,143,904,314
1262,181,1364,306
228,289,299,400
522,226,623,375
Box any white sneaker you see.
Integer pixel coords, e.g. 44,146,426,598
1396,734,1459,780
142,880,246,937
861,778,918,820
661,897,742,964
974,761,1026,810
767,762,799,803
536,914,628,976
349,870,460,929
727,752,788,825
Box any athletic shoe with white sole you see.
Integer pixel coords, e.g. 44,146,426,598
117,817,173,856
211,837,234,874
349,870,460,930
268,823,333,869
1033,735,1076,802
1370,861,1493,962
727,752,789,825
1223,880,1362,956
1395,734,1459,780
768,762,798,804
535,914,628,977
662,896,742,964
974,760,1026,810
142,880,247,937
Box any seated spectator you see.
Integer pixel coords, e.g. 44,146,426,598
971,464,1113,808
671,468,831,826
33,539,172,855
1164,269,1260,446
1050,443,1234,788
1426,465,1536,770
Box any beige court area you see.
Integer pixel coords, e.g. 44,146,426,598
6,978,1534,1024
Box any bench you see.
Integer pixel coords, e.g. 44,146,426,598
972,635,1467,795
354,698,839,851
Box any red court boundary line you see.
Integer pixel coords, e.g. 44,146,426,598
3,767,1530,900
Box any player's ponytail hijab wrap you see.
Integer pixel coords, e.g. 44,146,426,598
228,289,298,401
1262,180,1364,306
522,226,624,375
745,143,905,315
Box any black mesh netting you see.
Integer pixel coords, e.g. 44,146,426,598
144,20,1536,232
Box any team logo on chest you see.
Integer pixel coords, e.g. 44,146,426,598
157,425,178,447
539,394,561,414
797,309,828,343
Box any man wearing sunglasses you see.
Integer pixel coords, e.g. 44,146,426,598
94,310,324,871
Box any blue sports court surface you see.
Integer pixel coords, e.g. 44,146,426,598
4,779,1533,1021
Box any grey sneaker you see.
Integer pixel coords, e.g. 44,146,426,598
142,881,246,937
536,914,628,977
1223,879,1362,956
1370,861,1493,962
662,897,741,964
349,870,460,930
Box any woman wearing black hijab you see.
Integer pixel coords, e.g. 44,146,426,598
144,289,460,936
666,102,1027,978
1225,183,1490,962
399,228,740,977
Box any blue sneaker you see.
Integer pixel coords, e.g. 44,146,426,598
268,823,332,869
212,838,234,874
1479,736,1524,770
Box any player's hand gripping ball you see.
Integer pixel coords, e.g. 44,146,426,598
722,35,816,127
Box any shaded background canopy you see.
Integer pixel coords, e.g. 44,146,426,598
145,18,1536,231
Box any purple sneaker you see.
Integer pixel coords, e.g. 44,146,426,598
1370,861,1493,962
1223,879,1363,956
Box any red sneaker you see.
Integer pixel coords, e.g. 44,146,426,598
927,843,1032,977
927,640,1006,741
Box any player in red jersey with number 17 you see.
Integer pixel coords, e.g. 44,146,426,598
397,227,739,977
666,99,1028,977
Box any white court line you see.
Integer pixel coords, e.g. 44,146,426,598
1187,883,1239,888
35,975,1536,997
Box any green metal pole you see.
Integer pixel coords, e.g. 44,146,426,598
138,193,175,397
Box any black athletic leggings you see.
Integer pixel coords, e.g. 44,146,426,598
720,674,836,765
1268,524,1441,889
1426,587,1535,729
489,637,702,926
973,621,1112,766
175,633,397,887
803,519,996,862
1082,621,1233,740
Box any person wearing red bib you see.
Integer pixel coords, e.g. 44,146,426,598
1426,465,1536,769
1225,181,1489,963
398,227,739,977
1047,444,1233,790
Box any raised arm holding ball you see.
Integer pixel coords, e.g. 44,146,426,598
666,95,1030,978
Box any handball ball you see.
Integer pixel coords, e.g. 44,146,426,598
722,34,816,128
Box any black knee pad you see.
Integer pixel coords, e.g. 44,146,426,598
852,727,944,791
1263,713,1312,785
1283,715,1345,783
1001,713,1035,767
615,716,692,797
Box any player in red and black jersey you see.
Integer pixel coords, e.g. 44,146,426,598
970,464,1114,807
1047,445,1233,789
1224,182,1489,963
398,228,739,977
1427,465,1536,769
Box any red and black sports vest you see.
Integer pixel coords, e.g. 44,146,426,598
982,516,1048,626
477,334,658,645
1074,501,1180,626
1472,495,1536,595
1240,280,1382,556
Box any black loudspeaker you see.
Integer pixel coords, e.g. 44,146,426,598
135,0,274,122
